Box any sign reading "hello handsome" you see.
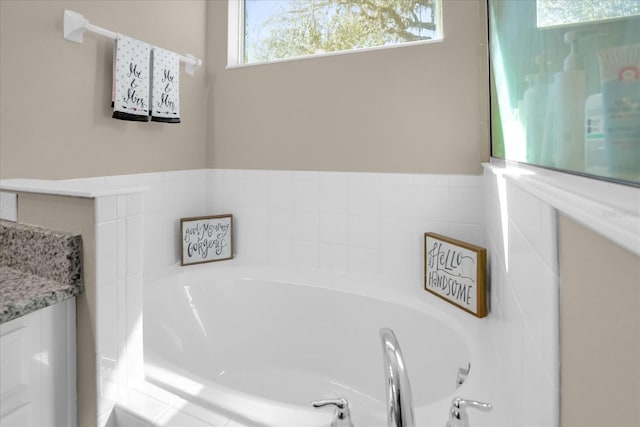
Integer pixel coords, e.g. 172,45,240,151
424,233,487,318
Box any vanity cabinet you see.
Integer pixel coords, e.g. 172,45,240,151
0,298,77,427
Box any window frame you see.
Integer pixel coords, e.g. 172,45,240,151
227,0,443,68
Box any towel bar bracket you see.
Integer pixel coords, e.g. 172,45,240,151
62,10,202,76
63,10,89,44
183,54,203,77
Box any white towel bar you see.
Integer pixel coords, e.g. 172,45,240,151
62,10,202,76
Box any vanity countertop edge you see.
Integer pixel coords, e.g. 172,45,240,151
0,220,84,324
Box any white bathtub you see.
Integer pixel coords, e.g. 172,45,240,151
143,264,492,427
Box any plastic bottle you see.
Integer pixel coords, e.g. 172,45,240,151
598,44,640,180
524,56,549,165
553,31,588,171
515,75,534,159
584,93,607,175
519,74,535,130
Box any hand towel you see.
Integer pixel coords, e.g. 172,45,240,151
151,48,181,123
112,34,151,122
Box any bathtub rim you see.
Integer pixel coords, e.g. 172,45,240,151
145,261,483,339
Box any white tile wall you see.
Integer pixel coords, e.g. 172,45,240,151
206,169,485,288
103,166,485,427
95,190,145,426
138,170,209,277
90,168,485,299
483,166,560,427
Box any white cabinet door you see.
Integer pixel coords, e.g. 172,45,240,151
0,299,76,427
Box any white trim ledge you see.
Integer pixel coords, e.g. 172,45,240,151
0,178,148,198
484,160,640,257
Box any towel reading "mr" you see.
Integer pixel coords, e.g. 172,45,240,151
112,34,151,121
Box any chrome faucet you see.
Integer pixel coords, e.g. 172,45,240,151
380,328,415,427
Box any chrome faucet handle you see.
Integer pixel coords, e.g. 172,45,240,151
446,397,492,427
312,398,354,427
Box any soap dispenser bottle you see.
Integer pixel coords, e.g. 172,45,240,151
524,55,549,165
551,31,588,171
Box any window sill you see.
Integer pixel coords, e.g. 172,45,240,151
226,38,443,70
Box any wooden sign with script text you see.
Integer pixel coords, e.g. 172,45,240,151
181,215,233,266
424,233,487,318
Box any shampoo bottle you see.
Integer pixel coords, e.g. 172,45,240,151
519,74,535,129
553,31,587,171
598,44,640,180
524,55,549,165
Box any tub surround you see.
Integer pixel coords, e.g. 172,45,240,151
0,219,83,323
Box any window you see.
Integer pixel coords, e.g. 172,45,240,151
537,0,640,28
489,0,640,184
229,0,442,66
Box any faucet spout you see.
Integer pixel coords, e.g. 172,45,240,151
380,328,415,427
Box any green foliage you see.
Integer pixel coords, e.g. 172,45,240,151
247,0,438,63
537,0,640,27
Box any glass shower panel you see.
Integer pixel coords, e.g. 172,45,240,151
488,0,640,184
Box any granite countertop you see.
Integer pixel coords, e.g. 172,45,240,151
0,266,82,323
0,220,83,324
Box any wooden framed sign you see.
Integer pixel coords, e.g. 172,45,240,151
424,232,487,318
181,214,233,266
